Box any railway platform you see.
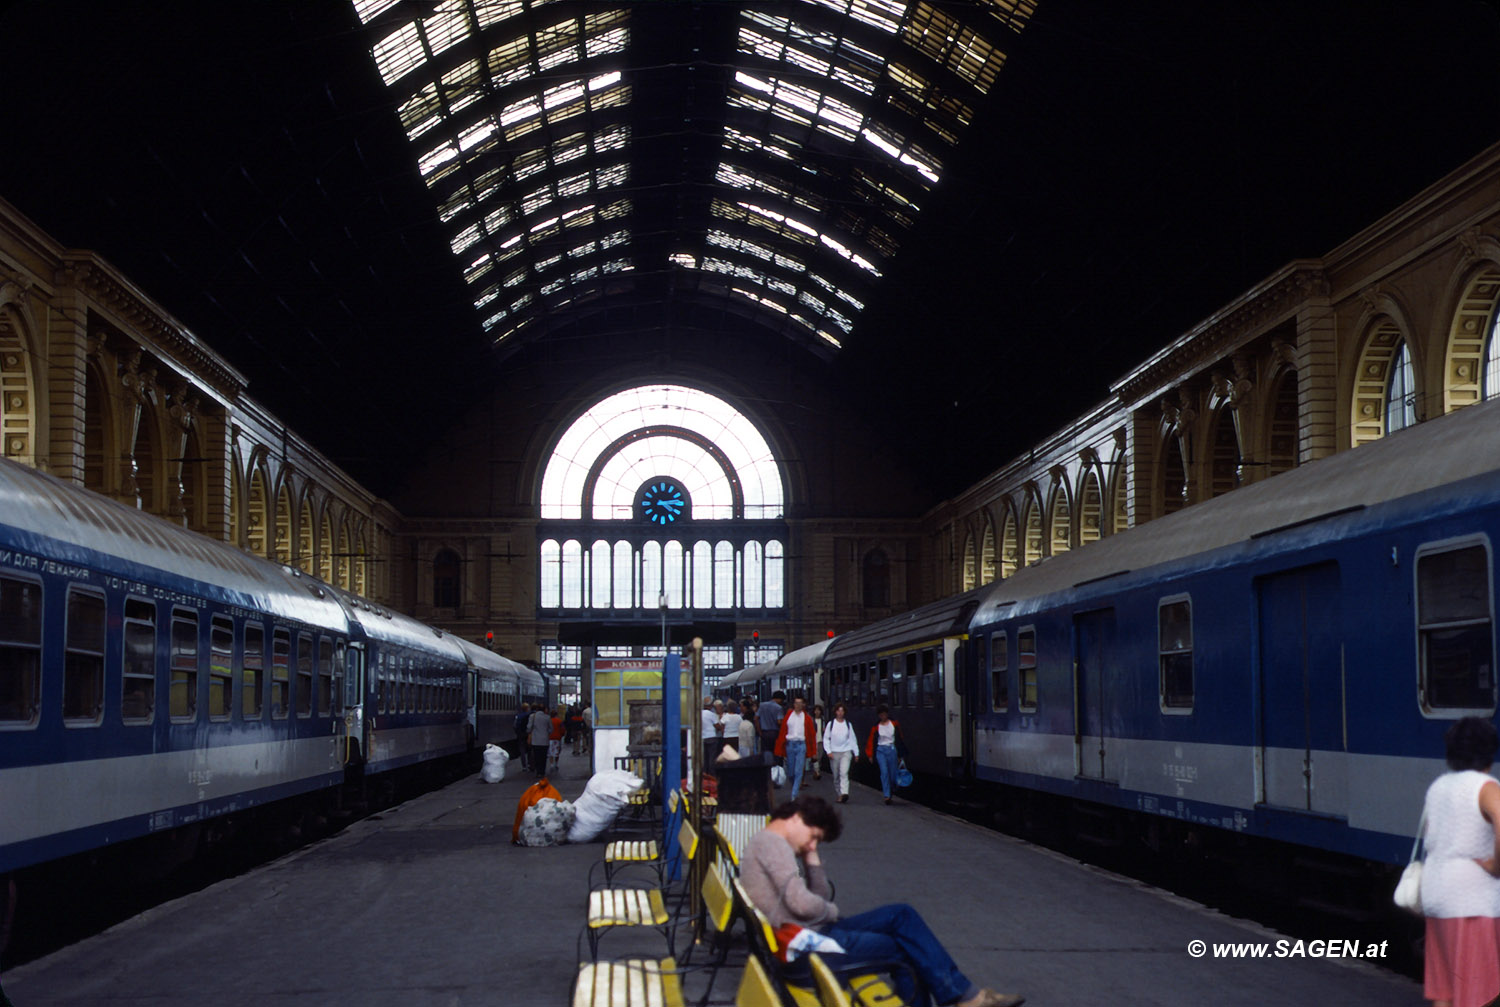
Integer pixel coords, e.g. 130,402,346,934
2,750,1421,1006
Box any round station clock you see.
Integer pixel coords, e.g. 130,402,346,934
638,480,687,524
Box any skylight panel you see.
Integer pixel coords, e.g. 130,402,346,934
670,252,698,269
451,223,482,256
422,4,471,61
536,253,563,272
903,2,1005,93
808,0,906,35
474,0,526,28
373,22,426,85
354,0,399,25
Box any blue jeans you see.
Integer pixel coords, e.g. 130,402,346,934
786,739,806,797
821,903,974,1007
875,744,899,798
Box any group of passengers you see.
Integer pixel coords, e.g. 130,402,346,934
511,701,591,778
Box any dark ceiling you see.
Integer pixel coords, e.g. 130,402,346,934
1,0,1497,505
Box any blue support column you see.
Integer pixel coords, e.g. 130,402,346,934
661,652,684,880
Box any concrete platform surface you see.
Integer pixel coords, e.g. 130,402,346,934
1,749,1421,1006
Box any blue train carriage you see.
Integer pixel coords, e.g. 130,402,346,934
968,395,1500,868
453,635,528,751
341,598,473,778
821,588,984,782
0,456,355,874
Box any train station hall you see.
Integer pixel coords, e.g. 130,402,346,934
3,1,1500,1004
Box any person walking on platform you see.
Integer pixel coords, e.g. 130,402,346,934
527,704,552,779
566,703,585,755
513,702,531,770
547,705,565,775
758,690,785,762
863,704,906,805
581,702,592,753
1419,716,1500,1007
775,694,818,799
822,702,858,802
742,795,1024,1007
739,697,759,755
810,703,826,780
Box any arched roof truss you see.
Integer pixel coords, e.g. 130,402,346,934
353,0,1034,355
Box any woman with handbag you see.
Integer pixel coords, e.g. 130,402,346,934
862,704,906,805
1418,716,1500,1007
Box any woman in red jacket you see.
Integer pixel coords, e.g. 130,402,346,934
773,694,819,799
863,704,906,805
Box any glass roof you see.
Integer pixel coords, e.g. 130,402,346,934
354,0,1035,355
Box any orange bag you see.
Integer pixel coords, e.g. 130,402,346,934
513,778,562,842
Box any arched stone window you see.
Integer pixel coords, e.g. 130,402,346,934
1386,341,1417,434
273,481,293,563
247,465,270,557
999,507,1019,578
1207,408,1238,498
433,549,461,608
298,488,316,574
1266,370,1299,477
960,532,976,591
1352,319,1413,446
1161,435,1186,516
1047,480,1071,556
862,549,890,608
0,304,35,468
980,519,996,584
318,509,335,583
84,362,110,495
1023,491,1043,566
1078,468,1103,546
1442,265,1500,412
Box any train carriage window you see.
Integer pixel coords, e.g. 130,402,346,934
906,652,919,707
296,634,314,717
1159,598,1194,710
271,628,291,718
244,624,265,719
122,598,156,723
1418,542,1496,712
317,637,334,716
170,610,199,721
922,648,938,708
0,575,42,725
208,616,233,720
64,589,106,724
990,632,1008,711
1017,628,1037,712
332,641,346,716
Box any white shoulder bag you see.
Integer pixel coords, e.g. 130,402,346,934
1392,809,1425,914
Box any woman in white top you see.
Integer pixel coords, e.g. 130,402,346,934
1419,716,1500,1007
821,702,859,803
720,700,744,753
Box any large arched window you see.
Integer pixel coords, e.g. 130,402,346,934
1387,341,1417,434
536,384,789,615
539,384,783,519
1486,315,1500,400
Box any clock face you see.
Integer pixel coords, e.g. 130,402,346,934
639,480,687,524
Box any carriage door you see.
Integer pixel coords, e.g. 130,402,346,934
344,643,367,765
944,638,965,760
1257,563,1346,815
1073,609,1118,781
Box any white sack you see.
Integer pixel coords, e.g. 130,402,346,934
517,798,575,846
480,743,510,784
567,769,645,843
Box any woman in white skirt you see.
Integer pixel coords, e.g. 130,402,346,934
822,702,859,803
